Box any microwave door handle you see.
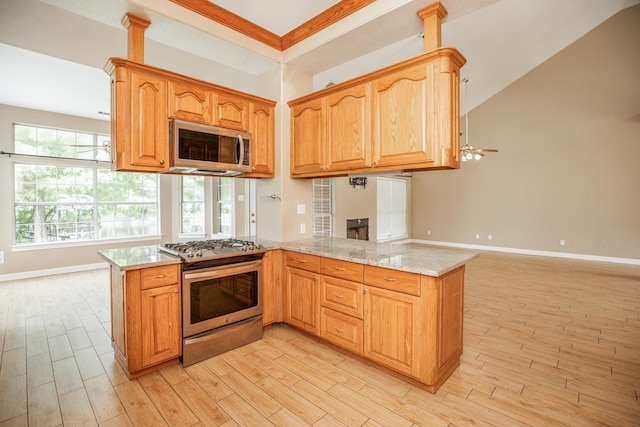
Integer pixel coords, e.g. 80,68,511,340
236,135,244,167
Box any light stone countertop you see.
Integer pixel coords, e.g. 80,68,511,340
280,237,478,277
96,237,477,276
98,245,181,271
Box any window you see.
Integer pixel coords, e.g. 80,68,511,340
312,178,333,236
217,178,233,235
180,176,234,237
181,175,205,234
13,124,159,245
377,177,407,241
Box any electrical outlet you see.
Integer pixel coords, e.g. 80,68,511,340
427,230,431,236
488,235,492,241
297,204,305,214
237,195,245,202
0,250,4,264
475,234,480,240
300,224,306,234
560,239,565,246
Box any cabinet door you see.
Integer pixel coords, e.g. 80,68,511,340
245,100,275,177
129,70,169,170
363,286,420,377
372,65,433,168
325,84,372,171
110,266,127,360
169,81,213,124
141,284,181,368
290,98,325,175
262,250,283,325
215,92,249,131
286,267,320,335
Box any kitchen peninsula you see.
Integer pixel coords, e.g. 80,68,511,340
99,238,476,391
280,237,477,392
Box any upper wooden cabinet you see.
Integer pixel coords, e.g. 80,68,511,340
169,81,213,124
108,64,170,172
291,84,371,175
105,58,276,177
288,49,465,178
215,92,250,131
245,100,275,178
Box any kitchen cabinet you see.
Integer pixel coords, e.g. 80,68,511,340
245,100,276,178
215,92,249,131
282,250,465,392
291,84,371,175
105,58,276,177
285,252,321,335
169,80,213,124
262,249,284,325
363,283,420,377
288,49,465,178
107,62,170,172
319,259,364,354
110,263,181,378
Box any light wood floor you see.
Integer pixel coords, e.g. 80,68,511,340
0,251,639,426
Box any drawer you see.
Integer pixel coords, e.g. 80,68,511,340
364,265,421,296
141,264,179,289
321,258,363,282
285,251,321,272
320,308,363,355
321,276,363,319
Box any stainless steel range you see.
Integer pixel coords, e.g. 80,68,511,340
159,239,267,366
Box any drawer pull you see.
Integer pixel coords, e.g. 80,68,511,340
384,277,396,282
334,294,345,299
155,274,167,279
334,267,345,271
298,259,307,263
334,328,344,333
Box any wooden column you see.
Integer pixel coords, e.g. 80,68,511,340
122,13,151,63
417,2,448,52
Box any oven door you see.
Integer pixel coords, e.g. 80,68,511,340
182,259,262,338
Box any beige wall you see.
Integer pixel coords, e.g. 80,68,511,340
410,5,640,259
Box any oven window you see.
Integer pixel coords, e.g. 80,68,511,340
190,271,258,324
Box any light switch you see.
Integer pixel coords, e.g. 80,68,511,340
297,204,306,214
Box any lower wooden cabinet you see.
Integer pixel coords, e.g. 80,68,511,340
110,263,181,378
363,285,420,377
283,250,465,392
286,267,320,335
320,307,363,355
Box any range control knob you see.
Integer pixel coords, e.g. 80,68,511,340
186,252,194,258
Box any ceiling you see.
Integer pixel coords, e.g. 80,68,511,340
1,0,638,121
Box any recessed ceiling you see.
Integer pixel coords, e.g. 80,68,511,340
1,0,638,122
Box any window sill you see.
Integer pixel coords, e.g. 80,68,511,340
12,235,164,252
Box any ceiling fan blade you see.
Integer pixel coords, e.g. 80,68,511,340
476,148,499,152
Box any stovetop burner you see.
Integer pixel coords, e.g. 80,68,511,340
159,238,265,262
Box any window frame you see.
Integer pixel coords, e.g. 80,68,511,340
178,175,235,239
11,123,161,249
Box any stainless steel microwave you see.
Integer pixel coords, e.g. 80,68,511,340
169,119,252,176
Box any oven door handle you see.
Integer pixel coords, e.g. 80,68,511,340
183,260,262,281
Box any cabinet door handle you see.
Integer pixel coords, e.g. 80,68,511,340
155,274,167,279
384,277,396,282
313,276,318,281
363,289,368,294
173,288,178,293
159,159,165,165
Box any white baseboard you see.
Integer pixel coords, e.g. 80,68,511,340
405,239,640,266
0,262,109,283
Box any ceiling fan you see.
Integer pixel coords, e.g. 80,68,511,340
460,77,498,161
